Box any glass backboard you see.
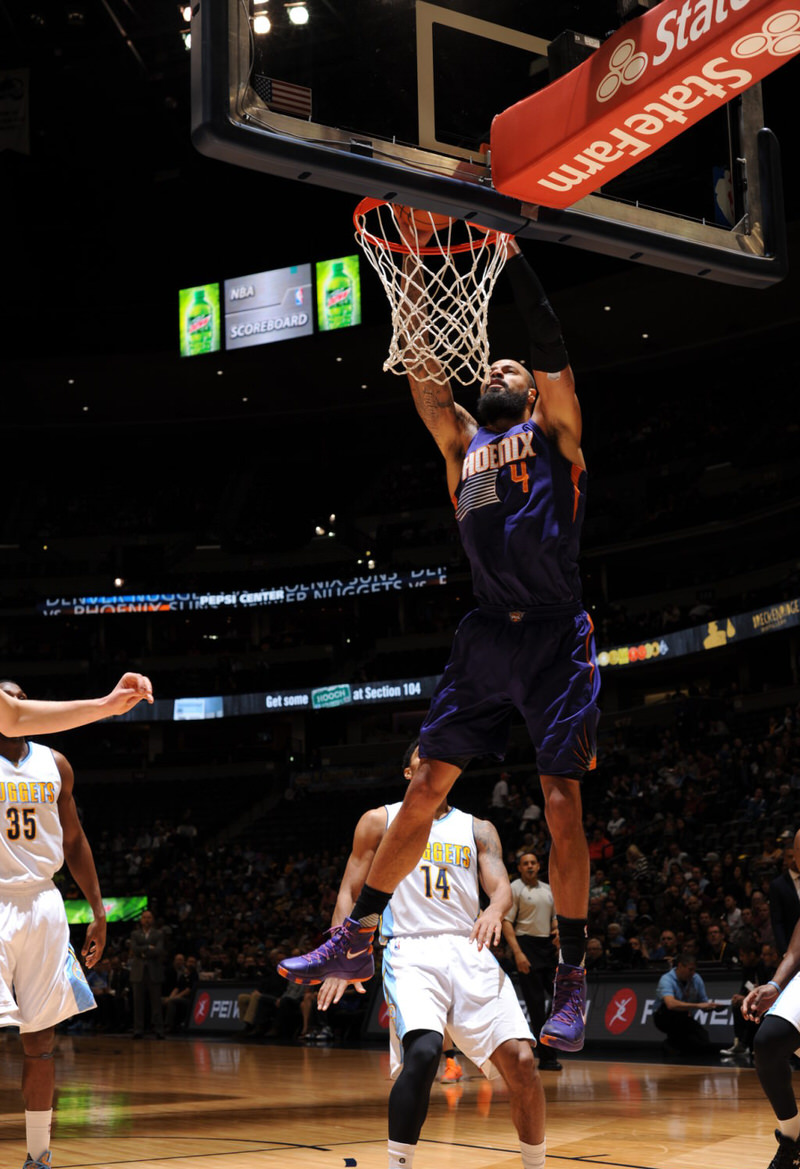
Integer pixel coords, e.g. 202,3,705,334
191,0,789,286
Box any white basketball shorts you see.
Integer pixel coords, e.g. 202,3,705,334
767,968,800,1044
0,883,96,1033
382,932,534,1080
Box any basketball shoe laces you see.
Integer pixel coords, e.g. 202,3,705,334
315,922,350,959
549,967,584,1028
311,917,373,965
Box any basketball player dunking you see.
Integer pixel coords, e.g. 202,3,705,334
280,226,600,1053
0,680,108,1169
317,740,545,1169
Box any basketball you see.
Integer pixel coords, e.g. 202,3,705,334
409,208,452,233
394,203,452,247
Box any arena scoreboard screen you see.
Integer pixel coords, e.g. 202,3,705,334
179,254,360,356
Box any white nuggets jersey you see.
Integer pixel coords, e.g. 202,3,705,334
380,803,479,939
0,743,63,891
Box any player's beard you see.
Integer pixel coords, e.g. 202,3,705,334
475,386,530,427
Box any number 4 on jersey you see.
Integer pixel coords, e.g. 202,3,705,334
510,463,530,493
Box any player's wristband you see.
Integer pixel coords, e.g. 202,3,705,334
768,979,782,993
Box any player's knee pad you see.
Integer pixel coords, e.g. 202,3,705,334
403,1029,444,1081
754,1015,799,1068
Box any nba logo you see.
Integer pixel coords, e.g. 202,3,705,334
295,287,304,305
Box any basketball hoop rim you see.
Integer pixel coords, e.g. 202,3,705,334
353,197,503,256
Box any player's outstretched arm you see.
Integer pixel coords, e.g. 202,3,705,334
317,807,385,1011
394,205,477,497
471,817,513,951
405,359,477,498
0,673,153,737
505,238,584,469
55,751,107,968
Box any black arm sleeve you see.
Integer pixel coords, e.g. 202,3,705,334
505,251,570,374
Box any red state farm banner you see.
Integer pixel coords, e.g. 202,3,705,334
491,0,800,209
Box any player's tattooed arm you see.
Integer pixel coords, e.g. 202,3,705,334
471,816,513,950
397,246,476,488
407,370,476,498
408,373,476,450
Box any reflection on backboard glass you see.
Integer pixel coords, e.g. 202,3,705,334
246,0,734,224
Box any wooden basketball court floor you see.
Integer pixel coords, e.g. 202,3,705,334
0,1032,780,1169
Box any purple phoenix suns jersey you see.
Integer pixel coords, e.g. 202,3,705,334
454,419,585,611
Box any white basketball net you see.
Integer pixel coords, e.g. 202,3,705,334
354,201,512,386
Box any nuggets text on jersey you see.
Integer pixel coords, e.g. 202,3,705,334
0,781,57,803
420,841,472,868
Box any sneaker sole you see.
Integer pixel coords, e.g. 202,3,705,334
539,1032,585,1053
277,964,373,986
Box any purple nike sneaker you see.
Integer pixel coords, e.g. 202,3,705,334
277,917,375,986
539,963,586,1052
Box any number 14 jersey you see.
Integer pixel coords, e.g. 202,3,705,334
379,802,479,939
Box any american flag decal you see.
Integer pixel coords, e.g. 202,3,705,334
254,75,312,118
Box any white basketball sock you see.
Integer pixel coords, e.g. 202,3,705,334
25,1110,52,1161
778,1115,800,1142
520,1137,546,1169
388,1138,416,1167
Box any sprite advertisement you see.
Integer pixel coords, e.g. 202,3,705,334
179,283,221,356
64,896,148,924
316,255,361,331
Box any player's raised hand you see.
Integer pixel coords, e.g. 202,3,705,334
103,673,154,716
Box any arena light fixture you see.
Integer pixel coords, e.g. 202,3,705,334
286,2,309,24
253,12,271,33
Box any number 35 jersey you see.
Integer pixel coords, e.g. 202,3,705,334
379,802,479,939
0,743,63,891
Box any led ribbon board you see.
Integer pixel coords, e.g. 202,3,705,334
491,0,800,208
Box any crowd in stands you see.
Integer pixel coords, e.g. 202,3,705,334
59,691,800,1047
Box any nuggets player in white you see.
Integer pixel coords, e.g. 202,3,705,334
318,741,545,1169
0,681,107,1169
743,914,800,1169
